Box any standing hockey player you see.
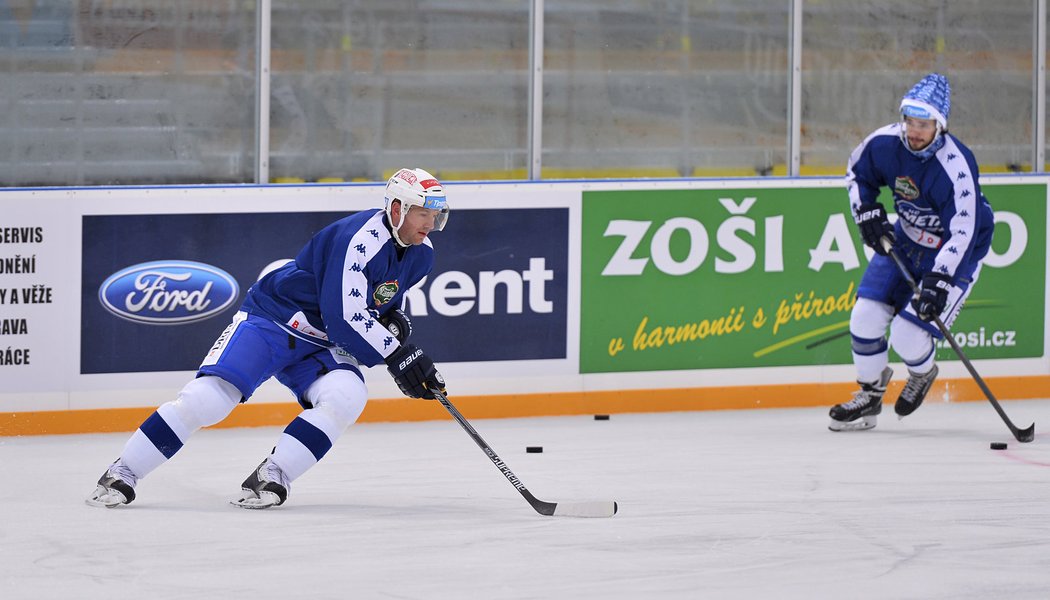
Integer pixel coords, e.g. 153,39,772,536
88,167,450,508
828,73,994,432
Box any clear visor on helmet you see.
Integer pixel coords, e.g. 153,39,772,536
392,195,449,231
899,102,944,155
901,104,933,121
422,194,449,230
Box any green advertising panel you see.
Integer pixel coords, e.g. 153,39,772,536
580,184,1045,373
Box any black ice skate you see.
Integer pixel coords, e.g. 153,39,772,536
230,457,290,509
829,367,893,432
895,364,939,418
86,459,138,508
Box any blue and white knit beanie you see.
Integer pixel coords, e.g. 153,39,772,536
899,73,951,128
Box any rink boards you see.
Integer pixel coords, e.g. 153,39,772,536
1,176,1048,434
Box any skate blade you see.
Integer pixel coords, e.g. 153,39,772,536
895,403,921,419
828,415,877,432
229,490,282,510
85,485,128,508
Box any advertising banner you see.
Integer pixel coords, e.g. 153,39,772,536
0,225,51,371
4,178,1047,424
81,207,567,374
0,201,77,394
82,211,345,374
406,207,568,363
580,184,1045,374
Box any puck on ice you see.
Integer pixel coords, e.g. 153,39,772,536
990,442,1008,450
594,414,610,421
526,446,543,453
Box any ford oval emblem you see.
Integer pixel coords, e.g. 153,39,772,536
99,260,240,324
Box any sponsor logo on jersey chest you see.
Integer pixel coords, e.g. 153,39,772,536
373,280,399,306
99,260,240,324
894,176,920,200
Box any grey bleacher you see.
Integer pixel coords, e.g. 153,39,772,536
0,0,1041,186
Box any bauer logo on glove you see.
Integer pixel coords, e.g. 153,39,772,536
395,347,423,371
385,343,445,399
854,202,895,255
912,271,952,322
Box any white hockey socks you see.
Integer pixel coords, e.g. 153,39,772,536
270,370,367,482
850,297,894,383
889,316,936,374
119,376,241,480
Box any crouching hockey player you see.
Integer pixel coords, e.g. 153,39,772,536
88,168,450,508
829,73,994,432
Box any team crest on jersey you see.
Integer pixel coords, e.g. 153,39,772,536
373,280,399,306
894,176,920,200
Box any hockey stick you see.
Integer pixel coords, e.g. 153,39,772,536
430,388,618,518
881,237,1034,442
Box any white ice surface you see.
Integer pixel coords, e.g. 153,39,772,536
3,399,1050,599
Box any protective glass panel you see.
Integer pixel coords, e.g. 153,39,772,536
269,0,530,183
802,0,1034,175
0,1,257,186
542,1,790,179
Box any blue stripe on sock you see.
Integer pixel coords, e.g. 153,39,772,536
904,343,937,368
140,411,183,459
284,416,333,461
851,334,888,356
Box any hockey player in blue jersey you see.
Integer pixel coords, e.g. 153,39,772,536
88,167,450,508
828,73,994,432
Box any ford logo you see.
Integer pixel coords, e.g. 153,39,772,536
99,260,240,324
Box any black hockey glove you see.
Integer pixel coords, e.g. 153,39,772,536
379,308,412,344
912,272,952,322
384,343,445,399
855,203,895,255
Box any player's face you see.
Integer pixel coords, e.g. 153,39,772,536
903,116,938,151
396,204,441,245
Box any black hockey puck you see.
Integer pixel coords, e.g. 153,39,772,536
990,442,1008,450
526,446,543,453
594,414,610,421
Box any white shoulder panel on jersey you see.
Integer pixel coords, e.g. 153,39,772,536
340,211,398,358
933,135,977,278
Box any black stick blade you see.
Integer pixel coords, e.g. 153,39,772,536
1016,423,1036,443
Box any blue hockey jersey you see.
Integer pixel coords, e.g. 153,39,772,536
846,123,994,281
241,208,434,367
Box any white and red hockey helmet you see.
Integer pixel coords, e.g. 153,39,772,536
384,167,449,244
